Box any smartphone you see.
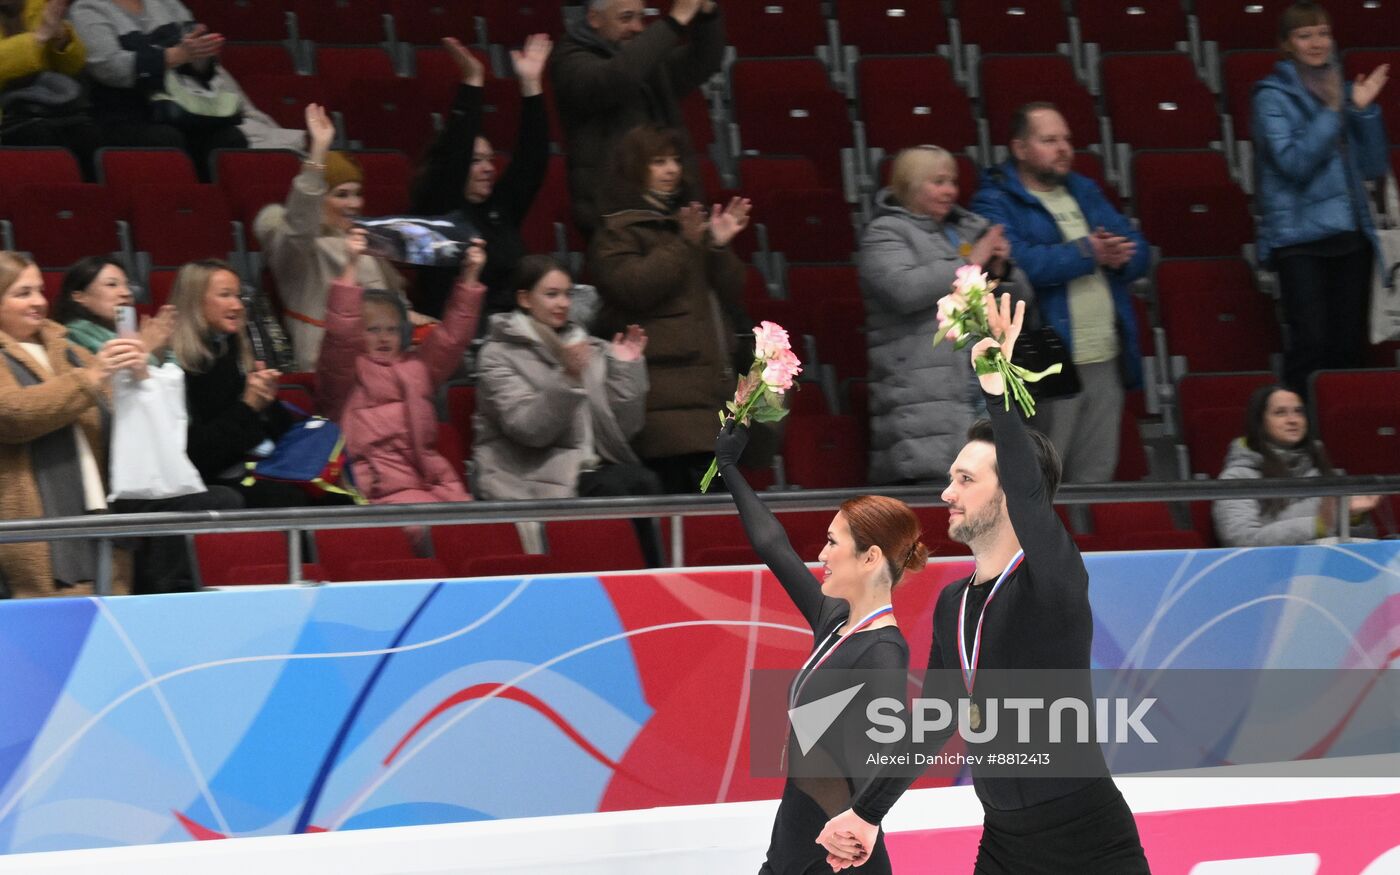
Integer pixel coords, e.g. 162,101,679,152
114,305,138,338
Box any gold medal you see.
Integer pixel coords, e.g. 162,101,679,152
969,703,981,731
959,241,972,258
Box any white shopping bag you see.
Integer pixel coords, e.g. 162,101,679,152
1372,227,1400,344
108,363,207,500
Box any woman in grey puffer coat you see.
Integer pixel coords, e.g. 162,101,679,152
860,146,1034,484
1212,384,1379,546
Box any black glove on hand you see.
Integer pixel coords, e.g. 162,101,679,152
714,416,749,470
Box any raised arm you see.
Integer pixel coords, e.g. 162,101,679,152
418,242,487,384
411,38,484,216
715,420,836,632
491,34,552,222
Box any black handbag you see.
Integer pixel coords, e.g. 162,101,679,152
1010,325,1081,400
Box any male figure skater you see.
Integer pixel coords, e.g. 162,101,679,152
817,294,1150,873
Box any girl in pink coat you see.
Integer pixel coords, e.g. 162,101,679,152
316,232,485,505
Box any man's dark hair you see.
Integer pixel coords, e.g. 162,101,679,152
1009,101,1059,143
966,418,1063,500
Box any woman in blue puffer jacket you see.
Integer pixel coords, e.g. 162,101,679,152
1252,1,1389,393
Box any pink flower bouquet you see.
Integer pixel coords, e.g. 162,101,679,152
699,321,802,493
934,265,1061,417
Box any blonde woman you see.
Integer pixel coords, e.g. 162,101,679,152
859,145,1031,486
254,103,430,372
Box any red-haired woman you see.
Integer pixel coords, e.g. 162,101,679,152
715,420,928,874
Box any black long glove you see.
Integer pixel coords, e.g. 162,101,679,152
714,417,750,471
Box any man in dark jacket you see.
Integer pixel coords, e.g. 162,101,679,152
971,102,1150,484
551,0,725,237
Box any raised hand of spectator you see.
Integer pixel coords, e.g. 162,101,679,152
33,0,71,45
670,0,704,26
241,362,281,412
443,37,485,88
460,237,487,284
138,305,177,358
1353,64,1390,110
511,33,553,97
610,324,647,361
305,103,336,165
708,197,752,248
560,341,593,379
678,202,707,245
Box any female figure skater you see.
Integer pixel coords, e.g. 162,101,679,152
714,419,928,873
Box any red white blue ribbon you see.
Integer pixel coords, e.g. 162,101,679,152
957,550,1025,694
789,604,895,711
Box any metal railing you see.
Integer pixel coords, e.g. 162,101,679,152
3,475,1398,595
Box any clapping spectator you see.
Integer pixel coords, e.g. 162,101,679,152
860,145,1034,485
552,0,725,236
0,0,103,177
589,124,749,493
56,255,174,364
1253,1,1389,394
410,33,552,324
1213,384,1379,546
474,254,655,501
315,230,484,506
255,103,427,372
70,0,247,176
170,259,341,508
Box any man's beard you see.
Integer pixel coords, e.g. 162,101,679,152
1030,165,1068,188
949,491,1005,546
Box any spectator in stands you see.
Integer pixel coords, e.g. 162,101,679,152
52,254,243,593
860,145,1034,485
0,0,104,177
972,102,1149,484
1213,384,1379,546
474,253,654,500
70,0,247,177
55,255,173,363
170,258,338,508
410,34,552,325
316,231,484,508
552,0,724,237
0,250,146,597
255,103,429,372
589,124,749,493
1252,1,1389,395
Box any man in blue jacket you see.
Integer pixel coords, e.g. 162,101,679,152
971,102,1150,483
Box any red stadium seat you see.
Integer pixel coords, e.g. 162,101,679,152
736,155,824,200
680,89,716,152
1196,0,1293,51
97,147,200,215
1076,0,1189,53
184,0,291,42
218,41,299,77
10,184,123,266
1310,369,1400,474
1157,260,1281,373
785,265,861,309
132,185,237,267
1115,407,1151,481
393,0,475,46
445,383,476,466
1089,502,1177,535
761,188,857,263
413,45,485,113
858,56,977,154
292,0,390,45
1132,151,1253,257
958,0,1069,54
475,0,564,46
349,149,414,215
979,54,1098,146
782,414,867,488
238,73,332,129
724,0,826,57
464,553,572,577
544,520,647,572
348,558,451,581
1071,150,1120,211
1176,371,1277,476
672,514,754,566
1329,5,1400,50
195,531,292,586
143,268,179,309
313,44,398,80
315,527,418,581
731,60,850,179
433,524,527,575
811,297,867,380
333,78,436,156
1222,50,1280,142
0,147,81,205
213,147,302,229
1102,54,1220,150
837,1,949,54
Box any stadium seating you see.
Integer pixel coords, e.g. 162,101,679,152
958,0,1069,55
856,56,977,156
836,1,950,55
1076,0,1189,54
1132,151,1253,256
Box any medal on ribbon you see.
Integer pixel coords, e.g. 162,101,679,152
957,551,1024,732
